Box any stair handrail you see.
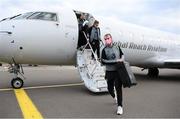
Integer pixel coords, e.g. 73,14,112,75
82,31,98,61
79,31,102,76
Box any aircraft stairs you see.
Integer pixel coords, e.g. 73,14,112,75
76,32,108,93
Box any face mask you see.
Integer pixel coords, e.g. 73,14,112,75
105,37,112,46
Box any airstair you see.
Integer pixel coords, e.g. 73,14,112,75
76,32,108,92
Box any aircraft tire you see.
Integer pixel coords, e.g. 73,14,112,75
148,68,159,77
11,77,24,89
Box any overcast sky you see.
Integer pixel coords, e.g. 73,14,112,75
0,0,180,34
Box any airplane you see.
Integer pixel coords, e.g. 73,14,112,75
0,8,180,92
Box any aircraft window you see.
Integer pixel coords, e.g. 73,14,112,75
28,12,57,21
12,12,34,20
27,12,41,19
0,14,21,21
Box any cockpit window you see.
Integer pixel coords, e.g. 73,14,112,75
1,12,58,22
27,12,57,21
0,14,22,21
12,12,34,20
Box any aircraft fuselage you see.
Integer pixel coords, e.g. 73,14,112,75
0,8,180,69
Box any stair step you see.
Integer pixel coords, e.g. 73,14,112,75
77,48,107,93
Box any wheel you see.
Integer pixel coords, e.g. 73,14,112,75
11,77,24,89
0,63,2,66
148,68,159,77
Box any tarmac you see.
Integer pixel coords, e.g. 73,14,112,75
0,66,180,118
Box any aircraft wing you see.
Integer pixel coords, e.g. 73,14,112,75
164,59,180,68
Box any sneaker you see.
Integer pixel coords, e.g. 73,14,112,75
117,106,123,115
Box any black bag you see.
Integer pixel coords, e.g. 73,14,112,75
116,62,137,88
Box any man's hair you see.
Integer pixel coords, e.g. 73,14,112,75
104,33,112,38
80,13,85,19
94,20,99,25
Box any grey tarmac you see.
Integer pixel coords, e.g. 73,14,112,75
0,66,180,118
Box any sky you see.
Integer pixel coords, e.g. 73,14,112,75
0,0,180,34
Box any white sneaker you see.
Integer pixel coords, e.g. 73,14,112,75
117,106,123,115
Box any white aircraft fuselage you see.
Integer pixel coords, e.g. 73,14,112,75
0,8,180,69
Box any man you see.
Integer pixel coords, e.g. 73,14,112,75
101,33,124,115
88,20,101,59
77,13,88,49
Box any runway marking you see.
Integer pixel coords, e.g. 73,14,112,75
0,88,13,91
0,82,84,92
14,89,43,119
23,82,84,90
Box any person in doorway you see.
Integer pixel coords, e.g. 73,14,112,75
88,20,101,59
101,33,125,115
77,13,88,49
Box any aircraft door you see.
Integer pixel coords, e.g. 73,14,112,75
59,9,79,64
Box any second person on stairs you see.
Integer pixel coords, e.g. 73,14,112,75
88,20,101,60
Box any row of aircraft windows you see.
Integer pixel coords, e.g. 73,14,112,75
10,12,58,22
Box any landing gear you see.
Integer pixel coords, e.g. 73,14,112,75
9,62,25,89
148,68,159,77
11,77,24,89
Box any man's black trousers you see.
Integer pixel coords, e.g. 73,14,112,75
106,71,123,106
90,40,100,59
